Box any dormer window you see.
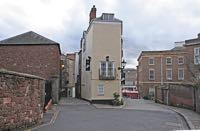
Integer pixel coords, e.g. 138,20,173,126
102,13,114,21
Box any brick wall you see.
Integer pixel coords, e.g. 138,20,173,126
0,44,60,80
169,84,194,109
0,69,45,130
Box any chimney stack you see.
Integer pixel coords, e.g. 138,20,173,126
198,33,200,39
89,5,96,23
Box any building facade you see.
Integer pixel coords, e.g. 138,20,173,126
137,33,200,98
184,33,200,81
66,53,76,97
137,46,188,98
0,31,61,103
80,6,123,103
122,68,137,90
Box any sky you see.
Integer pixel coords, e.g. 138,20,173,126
0,0,200,68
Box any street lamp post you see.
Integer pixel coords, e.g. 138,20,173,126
118,60,127,85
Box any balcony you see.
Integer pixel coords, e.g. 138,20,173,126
99,69,116,80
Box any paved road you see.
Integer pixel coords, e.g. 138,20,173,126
33,98,189,131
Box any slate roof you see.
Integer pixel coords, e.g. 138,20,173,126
0,31,58,45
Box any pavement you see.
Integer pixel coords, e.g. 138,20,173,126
32,100,188,131
123,98,200,130
158,103,200,130
27,97,200,131
94,98,200,130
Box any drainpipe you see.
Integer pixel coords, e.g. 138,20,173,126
167,84,169,105
161,56,163,85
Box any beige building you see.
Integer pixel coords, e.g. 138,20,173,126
80,6,123,103
66,53,76,97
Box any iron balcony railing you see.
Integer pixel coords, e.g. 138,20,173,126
99,69,116,80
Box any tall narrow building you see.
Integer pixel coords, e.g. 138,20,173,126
80,5,123,103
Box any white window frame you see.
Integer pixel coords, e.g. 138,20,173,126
166,68,172,80
97,84,104,96
149,69,155,80
194,47,200,65
166,57,172,65
178,57,184,65
100,61,115,77
149,57,154,65
178,68,184,80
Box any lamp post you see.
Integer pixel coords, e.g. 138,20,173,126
118,59,127,85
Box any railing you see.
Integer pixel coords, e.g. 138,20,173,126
99,69,116,80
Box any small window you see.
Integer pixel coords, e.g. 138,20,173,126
97,84,104,96
166,68,172,80
178,57,184,65
178,68,184,80
149,69,155,80
166,57,172,65
194,47,200,64
149,57,154,65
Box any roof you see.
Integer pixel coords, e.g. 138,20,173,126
66,53,75,60
93,13,122,23
87,13,123,34
170,46,185,51
0,31,58,45
185,34,200,46
137,48,185,61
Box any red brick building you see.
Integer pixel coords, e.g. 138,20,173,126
137,33,200,98
0,31,61,103
137,44,188,98
0,31,61,80
184,33,200,80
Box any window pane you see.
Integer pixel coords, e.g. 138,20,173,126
108,62,114,76
166,69,172,80
149,58,154,65
166,57,172,64
101,61,106,76
149,69,155,80
178,69,184,80
178,57,184,64
97,85,104,95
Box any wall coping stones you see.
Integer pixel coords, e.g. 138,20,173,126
0,68,45,80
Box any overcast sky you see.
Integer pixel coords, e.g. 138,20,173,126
0,0,200,68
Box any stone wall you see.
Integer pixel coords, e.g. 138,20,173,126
0,69,45,130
